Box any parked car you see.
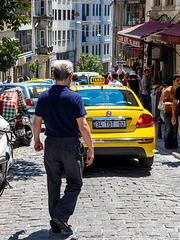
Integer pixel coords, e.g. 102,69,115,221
70,84,155,168
27,79,54,85
0,82,52,122
73,72,101,85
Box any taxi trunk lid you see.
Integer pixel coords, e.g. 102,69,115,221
86,106,144,133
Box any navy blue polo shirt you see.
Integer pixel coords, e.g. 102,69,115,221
174,85,180,115
35,85,87,137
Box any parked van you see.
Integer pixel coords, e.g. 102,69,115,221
73,72,101,85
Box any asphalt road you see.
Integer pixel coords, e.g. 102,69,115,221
0,133,180,240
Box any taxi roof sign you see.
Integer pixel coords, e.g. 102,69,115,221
90,77,105,85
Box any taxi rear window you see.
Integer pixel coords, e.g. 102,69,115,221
78,89,139,106
27,85,51,98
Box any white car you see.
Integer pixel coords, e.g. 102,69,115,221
73,72,101,85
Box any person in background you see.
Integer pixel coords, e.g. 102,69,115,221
105,72,111,85
119,74,126,86
127,70,139,96
172,75,180,139
70,74,79,86
141,69,151,112
4,76,12,83
33,60,94,236
162,74,180,149
108,72,123,85
0,79,2,84
19,75,24,82
123,72,130,86
132,58,140,74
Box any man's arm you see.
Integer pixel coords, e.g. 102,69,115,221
76,116,94,167
171,99,178,126
33,115,44,151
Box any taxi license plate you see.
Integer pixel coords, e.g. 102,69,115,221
93,120,126,129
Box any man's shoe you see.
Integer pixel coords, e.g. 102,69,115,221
164,143,170,149
50,220,61,233
49,228,62,239
52,217,72,232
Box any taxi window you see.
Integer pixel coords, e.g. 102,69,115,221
27,85,51,98
78,89,139,106
77,76,88,85
4,86,26,97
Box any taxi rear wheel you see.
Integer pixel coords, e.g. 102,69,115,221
139,156,154,168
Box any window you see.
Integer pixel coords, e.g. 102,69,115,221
92,45,94,55
107,43,109,54
58,31,61,41
41,0,45,15
67,30,70,40
86,46,88,54
108,5,110,16
104,25,107,35
82,46,85,53
48,30,52,46
72,30,74,40
104,44,106,54
63,10,66,20
167,0,173,5
40,30,45,46
86,25,89,37
99,25,101,35
54,31,57,45
58,10,61,20
107,24,110,35
96,4,98,16
96,25,98,36
72,10,75,20
55,9,57,20
67,10,70,20
63,30,66,40
105,5,107,16
99,44,101,56
99,4,101,16
154,0,160,5
87,4,89,16
93,4,95,16
96,45,98,55
92,25,95,37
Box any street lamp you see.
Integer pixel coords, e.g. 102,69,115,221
75,20,81,71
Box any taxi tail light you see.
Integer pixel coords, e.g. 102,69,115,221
136,114,154,128
26,98,34,106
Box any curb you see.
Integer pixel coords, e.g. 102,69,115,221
155,143,180,160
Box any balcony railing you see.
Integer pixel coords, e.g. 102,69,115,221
18,43,32,54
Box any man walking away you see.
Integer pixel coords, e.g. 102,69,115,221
33,60,94,236
108,72,123,85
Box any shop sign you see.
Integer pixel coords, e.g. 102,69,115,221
26,56,32,62
161,34,180,45
117,35,141,47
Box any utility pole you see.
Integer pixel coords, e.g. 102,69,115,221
111,0,124,68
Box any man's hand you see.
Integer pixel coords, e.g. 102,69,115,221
171,116,177,126
34,141,44,151
85,148,94,167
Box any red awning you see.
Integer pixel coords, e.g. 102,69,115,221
117,22,173,47
161,22,180,45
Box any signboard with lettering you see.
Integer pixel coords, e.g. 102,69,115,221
117,34,141,47
90,77,105,85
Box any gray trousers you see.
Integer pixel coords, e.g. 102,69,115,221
44,136,84,222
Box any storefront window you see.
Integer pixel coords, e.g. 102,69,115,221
124,3,145,26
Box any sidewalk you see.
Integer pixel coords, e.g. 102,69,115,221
155,120,180,160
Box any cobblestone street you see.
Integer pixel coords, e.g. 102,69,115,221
0,133,180,240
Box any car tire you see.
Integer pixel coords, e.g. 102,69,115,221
139,156,154,168
22,138,32,146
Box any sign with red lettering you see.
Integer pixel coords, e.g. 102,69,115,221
117,34,141,47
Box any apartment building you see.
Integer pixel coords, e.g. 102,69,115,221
52,0,112,73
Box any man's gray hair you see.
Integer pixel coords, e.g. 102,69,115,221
53,60,73,81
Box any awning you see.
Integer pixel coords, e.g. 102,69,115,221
161,22,180,45
117,22,173,47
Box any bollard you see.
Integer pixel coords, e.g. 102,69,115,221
157,116,162,139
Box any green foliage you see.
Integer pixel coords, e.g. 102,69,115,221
29,62,37,75
0,0,31,32
76,53,103,74
0,36,21,72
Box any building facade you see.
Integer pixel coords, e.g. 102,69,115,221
52,0,112,74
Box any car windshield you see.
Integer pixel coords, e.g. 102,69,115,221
27,85,51,98
77,76,88,85
78,88,139,106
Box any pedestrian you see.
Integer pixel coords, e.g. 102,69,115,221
19,75,24,82
119,74,126,86
163,74,180,149
132,58,140,74
141,69,151,112
171,74,180,140
123,72,130,86
127,70,140,96
33,60,94,236
105,72,111,85
4,76,12,83
108,72,123,85
70,74,79,86
0,79,2,84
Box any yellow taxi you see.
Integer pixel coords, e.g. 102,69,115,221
71,77,155,168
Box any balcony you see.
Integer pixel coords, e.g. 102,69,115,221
35,45,53,55
18,43,32,54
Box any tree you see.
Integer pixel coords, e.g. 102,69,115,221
76,53,103,74
0,36,21,74
29,62,37,77
0,0,31,32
